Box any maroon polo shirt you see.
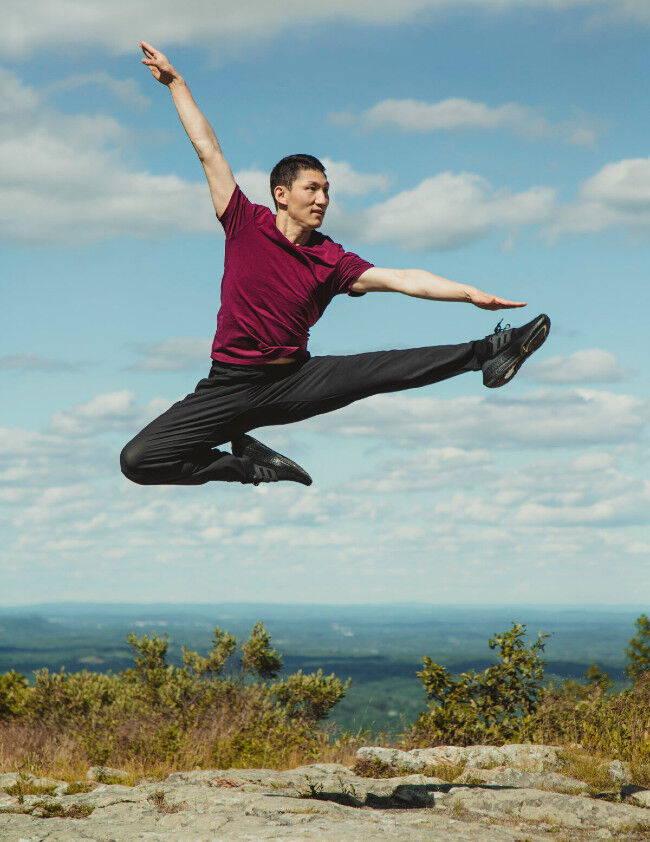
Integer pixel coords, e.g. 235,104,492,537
212,185,373,364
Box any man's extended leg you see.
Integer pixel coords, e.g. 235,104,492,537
241,339,481,433
240,314,550,433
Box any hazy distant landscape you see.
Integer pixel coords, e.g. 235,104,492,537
0,603,643,736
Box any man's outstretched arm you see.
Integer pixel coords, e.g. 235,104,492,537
350,266,526,311
140,40,236,217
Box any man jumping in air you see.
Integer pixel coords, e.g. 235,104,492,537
120,41,551,488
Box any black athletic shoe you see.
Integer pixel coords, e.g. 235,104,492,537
232,434,313,486
480,313,551,388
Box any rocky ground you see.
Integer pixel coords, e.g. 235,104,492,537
1,744,649,841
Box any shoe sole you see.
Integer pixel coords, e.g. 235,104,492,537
483,315,551,388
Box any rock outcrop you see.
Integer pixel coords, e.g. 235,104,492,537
1,747,649,840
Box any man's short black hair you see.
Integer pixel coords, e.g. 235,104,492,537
270,154,326,211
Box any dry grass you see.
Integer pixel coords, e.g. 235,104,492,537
557,747,616,791
423,760,467,782
0,719,362,782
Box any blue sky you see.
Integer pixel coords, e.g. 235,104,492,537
1,0,649,606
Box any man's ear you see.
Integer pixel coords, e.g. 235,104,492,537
274,185,288,210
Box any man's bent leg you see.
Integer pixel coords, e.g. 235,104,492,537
120,379,256,485
120,435,250,485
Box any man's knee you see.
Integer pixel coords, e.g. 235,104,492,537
120,439,150,484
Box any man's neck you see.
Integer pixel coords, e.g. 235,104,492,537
275,210,313,246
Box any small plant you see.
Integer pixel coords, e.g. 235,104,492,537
64,781,97,795
585,663,612,692
0,800,95,819
337,774,357,800
148,789,183,813
298,774,324,799
351,757,396,778
10,770,31,804
5,781,57,797
459,773,484,786
450,797,467,818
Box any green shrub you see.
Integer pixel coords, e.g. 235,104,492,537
0,671,29,721
0,621,351,775
626,614,650,682
408,622,549,747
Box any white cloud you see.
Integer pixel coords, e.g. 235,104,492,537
321,159,393,196
0,353,80,372
1,83,640,259
338,172,556,251
526,349,629,384
550,157,650,239
1,1,646,62
1,384,649,603
0,68,41,116
330,97,598,146
350,447,494,492
303,387,649,448
0,428,102,491
435,451,650,528
20,72,650,254
0,70,396,246
589,0,650,26
127,337,212,371
0,68,214,246
48,390,171,437
236,159,391,208
44,72,151,110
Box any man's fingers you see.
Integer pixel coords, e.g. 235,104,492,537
490,296,526,308
476,297,527,310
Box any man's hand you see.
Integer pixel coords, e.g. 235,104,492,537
140,41,179,86
469,288,526,310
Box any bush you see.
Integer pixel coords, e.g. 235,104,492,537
0,622,351,776
520,670,650,767
0,671,29,721
408,622,549,747
626,614,650,683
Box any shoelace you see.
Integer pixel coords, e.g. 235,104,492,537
493,319,511,334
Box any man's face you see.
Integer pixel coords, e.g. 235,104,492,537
276,169,329,229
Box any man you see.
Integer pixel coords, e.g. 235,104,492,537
120,41,550,488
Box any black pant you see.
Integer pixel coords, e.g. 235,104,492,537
120,341,481,485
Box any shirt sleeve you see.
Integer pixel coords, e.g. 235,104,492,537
217,184,256,239
332,250,374,297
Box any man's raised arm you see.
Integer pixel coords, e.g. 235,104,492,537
140,41,236,217
350,266,526,311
